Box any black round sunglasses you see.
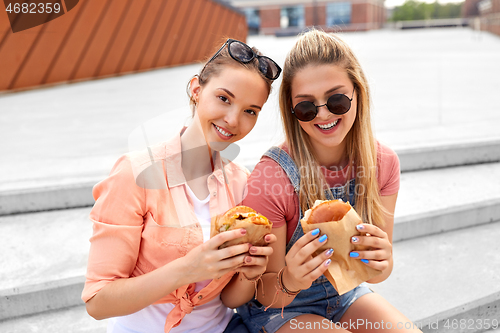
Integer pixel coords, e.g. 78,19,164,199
203,39,281,80
291,88,355,122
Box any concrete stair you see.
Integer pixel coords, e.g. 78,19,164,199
1,141,500,332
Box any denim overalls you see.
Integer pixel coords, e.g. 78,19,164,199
237,147,372,333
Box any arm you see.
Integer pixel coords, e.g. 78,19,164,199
350,192,398,284
255,225,333,308
87,229,251,320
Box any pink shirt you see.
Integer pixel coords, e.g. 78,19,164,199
242,141,400,243
81,131,249,332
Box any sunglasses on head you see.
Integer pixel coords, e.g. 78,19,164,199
291,88,355,122
203,39,281,80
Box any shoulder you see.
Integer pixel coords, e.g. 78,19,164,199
222,158,251,178
377,141,399,164
249,155,290,184
375,141,400,195
116,142,168,174
96,141,170,194
376,140,400,176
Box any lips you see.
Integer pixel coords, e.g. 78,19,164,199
316,119,339,130
213,123,235,140
315,119,341,133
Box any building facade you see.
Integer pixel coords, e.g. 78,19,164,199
228,0,386,35
463,0,500,36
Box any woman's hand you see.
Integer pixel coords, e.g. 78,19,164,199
237,233,277,280
350,223,392,271
282,229,334,291
180,229,251,283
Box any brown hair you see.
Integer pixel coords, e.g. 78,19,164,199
187,38,273,116
280,29,387,226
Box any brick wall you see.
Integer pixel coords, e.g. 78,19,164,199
305,4,327,26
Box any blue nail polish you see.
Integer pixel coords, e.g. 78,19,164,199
356,224,364,230
319,234,328,242
311,228,320,236
325,259,331,266
351,236,359,243
349,252,359,258
361,259,369,264
326,248,334,256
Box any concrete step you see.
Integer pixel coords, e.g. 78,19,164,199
0,305,108,333
1,163,500,323
1,140,500,216
394,161,500,242
1,223,498,332
369,220,500,333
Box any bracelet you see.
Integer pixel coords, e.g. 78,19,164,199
277,267,301,296
240,272,263,282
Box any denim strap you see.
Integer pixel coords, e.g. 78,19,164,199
263,146,300,193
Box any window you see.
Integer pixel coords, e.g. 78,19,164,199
243,8,260,30
326,2,352,25
280,6,305,29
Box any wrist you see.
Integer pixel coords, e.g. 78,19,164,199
279,267,301,296
240,272,263,282
170,256,194,287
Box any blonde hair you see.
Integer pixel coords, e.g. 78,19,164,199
279,29,386,226
187,38,273,117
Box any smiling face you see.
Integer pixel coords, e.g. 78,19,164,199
291,64,357,166
190,65,269,151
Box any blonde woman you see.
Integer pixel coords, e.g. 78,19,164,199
237,29,422,333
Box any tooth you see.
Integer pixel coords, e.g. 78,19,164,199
318,120,338,129
215,124,231,136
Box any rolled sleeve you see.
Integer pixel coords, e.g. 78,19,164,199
82,155,146,302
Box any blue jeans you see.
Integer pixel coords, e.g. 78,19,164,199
237,147,372,333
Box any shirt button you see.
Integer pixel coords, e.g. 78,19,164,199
198,295,203,300
211,175,215,179
212,192,217,197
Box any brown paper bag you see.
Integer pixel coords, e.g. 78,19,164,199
301,200,381,295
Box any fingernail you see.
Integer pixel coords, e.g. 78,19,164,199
245,256,252,263
311,228,320,236
265,235,271,242
241,229,247,234
349,252,359,258
319,234,328,243
249,247,257,254
351,236,359,243
325,259,331,266
325,248,334,256
361,259,369,264
356,224,364,231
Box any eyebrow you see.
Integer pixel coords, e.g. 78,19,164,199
294,85,345,99
218,88,262,110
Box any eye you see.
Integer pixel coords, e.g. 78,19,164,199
218,95,229,103
245,109,257,116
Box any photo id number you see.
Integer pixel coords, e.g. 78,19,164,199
6,3,61,14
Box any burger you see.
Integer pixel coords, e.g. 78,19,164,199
300,199,381,295
212,206,272,249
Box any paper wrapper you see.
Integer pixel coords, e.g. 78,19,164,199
301,201,381,295
211,206,272,249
